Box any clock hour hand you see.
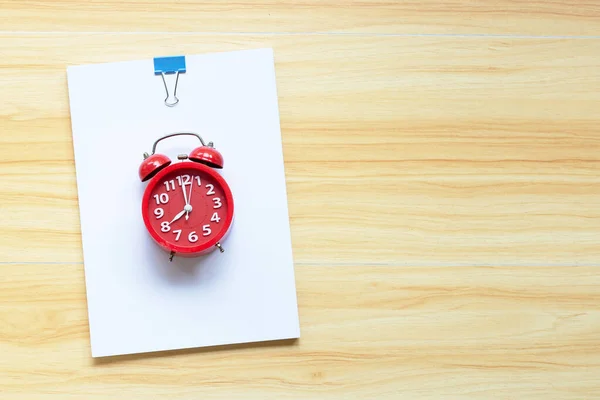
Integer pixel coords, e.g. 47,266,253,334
169,209,186,225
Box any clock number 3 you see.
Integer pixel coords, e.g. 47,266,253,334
213,198,222,209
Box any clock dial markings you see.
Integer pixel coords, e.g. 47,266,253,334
148,167,230,248
164,179,176,191
153,193,169,205
173,229,182,241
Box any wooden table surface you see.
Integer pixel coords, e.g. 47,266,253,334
1,1,600,398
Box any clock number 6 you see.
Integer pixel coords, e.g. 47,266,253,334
189,231,199,243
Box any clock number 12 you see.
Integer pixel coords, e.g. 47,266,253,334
176,175,191,186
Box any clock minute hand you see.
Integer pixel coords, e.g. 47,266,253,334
186,179,193,220
169,209,186,225
181,179,189,206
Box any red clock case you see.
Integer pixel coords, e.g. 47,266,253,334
138,132,234,259
142,161,234,257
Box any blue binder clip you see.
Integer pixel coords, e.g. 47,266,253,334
154,56,186,107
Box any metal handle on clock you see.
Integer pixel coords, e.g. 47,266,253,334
150,132,206,155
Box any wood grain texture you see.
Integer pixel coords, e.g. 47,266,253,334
1,5,600,397
1,1,599,35
1,262,599,399
1,35,600,265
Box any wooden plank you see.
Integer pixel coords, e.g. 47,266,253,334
0,0,599,36
0,35,599,265
1,262,599,398
0,0,600,35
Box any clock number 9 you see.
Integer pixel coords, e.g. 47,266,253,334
154,208,164,219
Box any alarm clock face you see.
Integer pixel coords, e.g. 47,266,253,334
142,162,234,255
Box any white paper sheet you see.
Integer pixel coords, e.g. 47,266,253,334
66,48,300,357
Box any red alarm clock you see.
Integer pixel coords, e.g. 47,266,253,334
138,132,234,261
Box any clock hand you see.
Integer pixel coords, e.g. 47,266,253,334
169,209,186,225
186,178,194,220
181,179,189,207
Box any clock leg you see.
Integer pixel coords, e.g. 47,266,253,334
216,243,224,253
169,251,175,262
